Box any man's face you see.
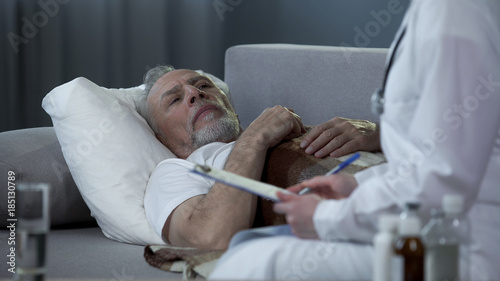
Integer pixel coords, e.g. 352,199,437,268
148,69,240,158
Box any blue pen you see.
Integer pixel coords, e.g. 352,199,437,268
298,152,361,195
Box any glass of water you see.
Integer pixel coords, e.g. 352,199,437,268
16,183,50,281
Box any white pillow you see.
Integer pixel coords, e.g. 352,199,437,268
42,77,175,245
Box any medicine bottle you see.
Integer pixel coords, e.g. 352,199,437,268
443,194,469,281
421,208,459,281
394,202,424,281
373,214,399,281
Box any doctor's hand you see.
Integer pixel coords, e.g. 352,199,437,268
300,117,381,158
274,192,321,239
288,174,358,200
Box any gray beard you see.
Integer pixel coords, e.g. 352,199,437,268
190,111,240,150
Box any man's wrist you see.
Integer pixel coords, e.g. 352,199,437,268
235,131,269,152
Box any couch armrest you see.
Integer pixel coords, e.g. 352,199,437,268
224,44,388,127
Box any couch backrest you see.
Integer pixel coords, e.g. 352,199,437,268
224,44,388,128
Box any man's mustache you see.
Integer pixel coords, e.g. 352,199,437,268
188,101,226,130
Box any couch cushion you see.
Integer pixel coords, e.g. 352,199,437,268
0,127,94,227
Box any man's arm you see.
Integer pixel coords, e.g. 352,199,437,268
164,106,305,250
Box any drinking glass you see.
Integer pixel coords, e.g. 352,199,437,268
15,183,50,281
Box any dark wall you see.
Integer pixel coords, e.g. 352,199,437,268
1,0,409,132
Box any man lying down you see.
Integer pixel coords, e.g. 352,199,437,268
138,65,381,250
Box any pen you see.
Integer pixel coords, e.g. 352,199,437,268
298,152,361,195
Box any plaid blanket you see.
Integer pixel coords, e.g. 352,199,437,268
144,130,386,279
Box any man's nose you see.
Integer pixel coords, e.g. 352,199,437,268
185,85,206,106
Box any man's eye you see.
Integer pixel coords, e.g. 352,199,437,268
198,84,211,90
170,98,180,105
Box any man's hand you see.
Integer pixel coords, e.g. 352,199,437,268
300,117,381,158
241,106,306,150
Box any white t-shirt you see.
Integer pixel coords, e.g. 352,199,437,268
144,141,235,240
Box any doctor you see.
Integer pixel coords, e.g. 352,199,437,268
209,0,500,280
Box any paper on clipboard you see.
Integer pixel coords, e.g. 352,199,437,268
191,164,294,202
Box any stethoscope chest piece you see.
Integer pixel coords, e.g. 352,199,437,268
371,88,385,116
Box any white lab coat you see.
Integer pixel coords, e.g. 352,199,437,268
210,0,500,279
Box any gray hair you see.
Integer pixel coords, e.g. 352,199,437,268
138,65,176,135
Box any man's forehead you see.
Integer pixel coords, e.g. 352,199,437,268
150,69,210,99
158,69,205,87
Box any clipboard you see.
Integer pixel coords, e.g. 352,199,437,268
191,164,294,202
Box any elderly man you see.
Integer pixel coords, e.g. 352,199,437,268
139,65,379,250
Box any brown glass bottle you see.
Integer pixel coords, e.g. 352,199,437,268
395,235,425,281
394,202,425,281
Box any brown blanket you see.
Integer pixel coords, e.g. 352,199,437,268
256,130,378,226
144,245,225,279
144,130,386,279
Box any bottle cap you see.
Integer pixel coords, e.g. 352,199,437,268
399,216,421,236
400,202,420,218
442,194,464,215
378,215,400,233
405,202,420,210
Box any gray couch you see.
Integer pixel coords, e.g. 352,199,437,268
0,44,387,279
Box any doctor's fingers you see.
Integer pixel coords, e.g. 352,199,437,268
298,175,357,199
286,176,332,196
274,191,304,214
297,176,337,198
286,181,310,194
274,196,321,239
273,200,294,216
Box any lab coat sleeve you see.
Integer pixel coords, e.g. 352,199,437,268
313,0,500,243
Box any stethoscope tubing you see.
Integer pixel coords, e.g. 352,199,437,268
371,27,407,116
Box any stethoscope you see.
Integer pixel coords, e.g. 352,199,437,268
371,27,407,116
